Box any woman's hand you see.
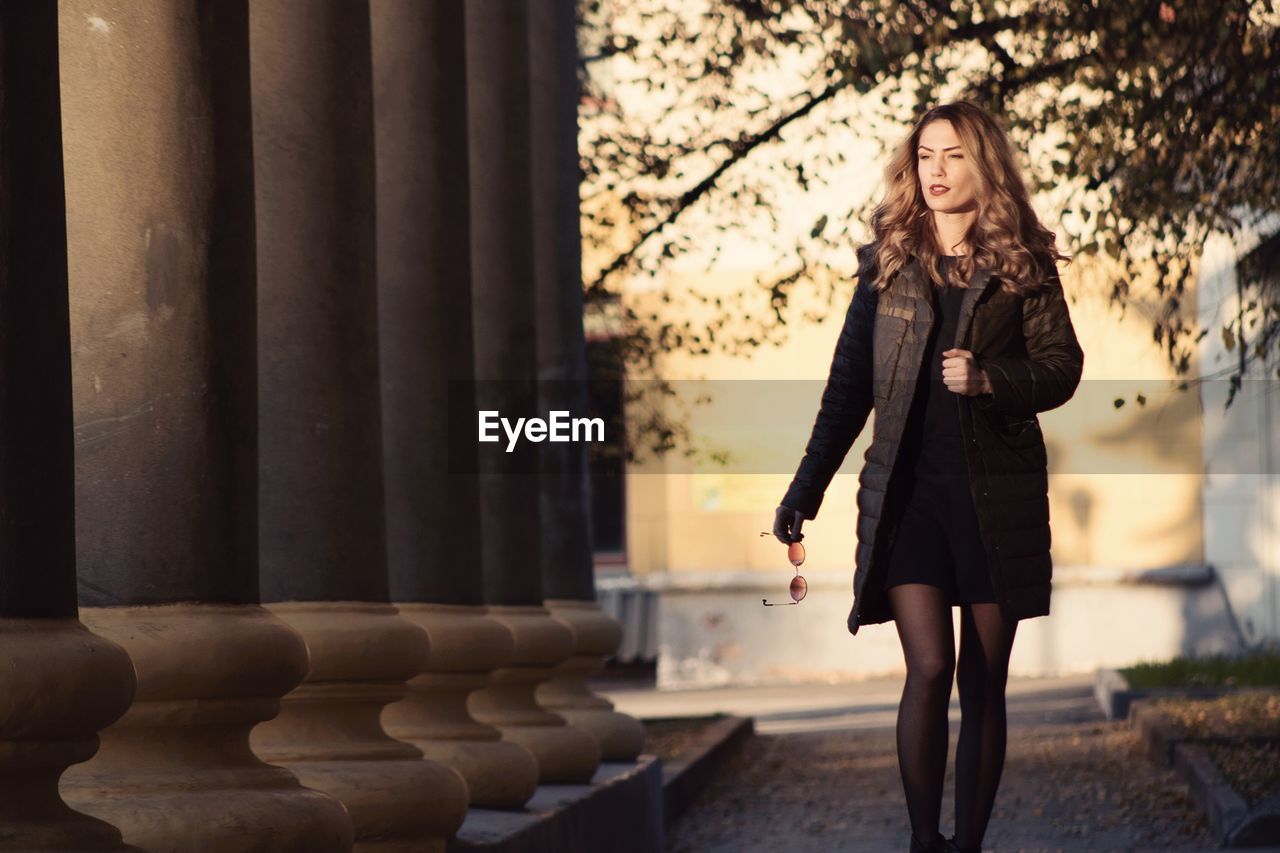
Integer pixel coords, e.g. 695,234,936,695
941,348,993,396
772,505,806,544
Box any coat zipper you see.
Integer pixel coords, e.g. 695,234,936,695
957,302,1012,617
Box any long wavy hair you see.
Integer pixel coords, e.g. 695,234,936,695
860,101,1070,297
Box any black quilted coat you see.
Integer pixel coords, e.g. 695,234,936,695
781,244,1084,635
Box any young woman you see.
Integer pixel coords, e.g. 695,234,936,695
771,101,1085,853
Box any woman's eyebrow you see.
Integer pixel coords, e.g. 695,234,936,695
918,145,962,151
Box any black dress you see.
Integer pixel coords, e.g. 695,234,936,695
883,255,998,604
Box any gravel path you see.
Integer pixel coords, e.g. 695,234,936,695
665,679,1245,852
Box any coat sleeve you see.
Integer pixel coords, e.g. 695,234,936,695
779,264,878,520
973,262,1084,419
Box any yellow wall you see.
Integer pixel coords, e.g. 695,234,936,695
622,255,1206,580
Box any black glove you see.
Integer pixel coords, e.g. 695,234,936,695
772,505,806,545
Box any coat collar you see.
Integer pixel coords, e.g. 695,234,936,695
899,255,997,351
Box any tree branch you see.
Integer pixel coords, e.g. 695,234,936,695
586,9,1063,294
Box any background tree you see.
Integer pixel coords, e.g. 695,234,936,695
574,0,1279,461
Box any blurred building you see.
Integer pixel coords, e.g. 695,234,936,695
588,148,1275,691
604,249,1273,688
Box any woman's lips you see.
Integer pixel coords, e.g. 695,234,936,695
929,185,949,195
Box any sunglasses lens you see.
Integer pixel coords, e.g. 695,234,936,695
788,541,805,567
790,574,808,602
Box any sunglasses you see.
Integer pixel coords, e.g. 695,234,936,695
759,532,807,605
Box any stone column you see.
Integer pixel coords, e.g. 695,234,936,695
246,1,469,849
370,0,540,809
0,5,136,849
55,2,353,850
460,0,601,785
527,0,646,762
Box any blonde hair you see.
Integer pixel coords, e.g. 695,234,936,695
863,101,1069,296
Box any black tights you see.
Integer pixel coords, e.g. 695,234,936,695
888,583,1017,850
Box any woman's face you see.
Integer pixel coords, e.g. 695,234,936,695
917,119,976,214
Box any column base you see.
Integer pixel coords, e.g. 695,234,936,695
383,603,539,809
60,604,354,852
0,617,137,851
467,605,601,785
536,599,646,761
252,601,470,852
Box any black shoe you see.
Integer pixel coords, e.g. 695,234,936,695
945,834,981,853
909,830,947,852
